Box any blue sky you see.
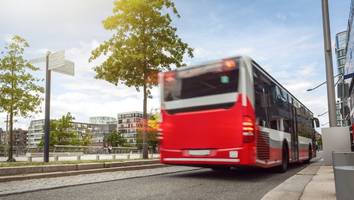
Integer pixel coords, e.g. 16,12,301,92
0,0,351,129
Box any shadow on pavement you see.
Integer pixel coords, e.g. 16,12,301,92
167,163,307,182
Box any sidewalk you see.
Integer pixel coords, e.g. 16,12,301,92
0,159,164,182
301,166,335,200
0,166,198,196
261,163,336,200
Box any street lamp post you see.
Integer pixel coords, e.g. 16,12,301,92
306,74,341,92
318,111,328,117
321,0,337,127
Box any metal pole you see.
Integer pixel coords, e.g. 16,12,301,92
321,0,337,127
44,52,51,162
341,76,346,126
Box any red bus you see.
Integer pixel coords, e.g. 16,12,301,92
158,56,319,172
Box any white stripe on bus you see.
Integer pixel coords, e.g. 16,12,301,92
164,92,238,110
298,136,312,145
260,127,291,142
256,159,281,165
163,158,240,163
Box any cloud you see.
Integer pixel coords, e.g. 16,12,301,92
48,40,161,122
275,13,288,21
0,0,336,131
1,39,161,129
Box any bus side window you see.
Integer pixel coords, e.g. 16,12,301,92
283,119,293,133
253,67,269,127
270,120,277,130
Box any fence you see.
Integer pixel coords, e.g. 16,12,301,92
0,145,158,157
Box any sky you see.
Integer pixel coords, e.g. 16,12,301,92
0,0,351,130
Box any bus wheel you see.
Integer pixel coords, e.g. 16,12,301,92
276,145,289,173
304,145,312,164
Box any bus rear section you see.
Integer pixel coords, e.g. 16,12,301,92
159,58,258,167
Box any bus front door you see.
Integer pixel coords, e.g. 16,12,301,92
291,107,299,162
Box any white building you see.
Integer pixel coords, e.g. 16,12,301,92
27,119,117,148
27,119,45,148
89,116,117,125
335,31,349,126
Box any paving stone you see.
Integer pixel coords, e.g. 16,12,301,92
0,166,198,196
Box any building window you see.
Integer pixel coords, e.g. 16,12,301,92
339,58,346,66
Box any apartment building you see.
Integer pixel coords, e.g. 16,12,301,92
117,111,144,144
27,118,117,148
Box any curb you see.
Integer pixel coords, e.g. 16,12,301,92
260,163,321,200
0,160,163,182
0,159,159,176
0,166,200,197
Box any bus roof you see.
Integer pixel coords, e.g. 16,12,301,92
169,56,314,116
250,59,313,116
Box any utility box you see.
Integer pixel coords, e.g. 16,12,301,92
322,127,351,165
332,152,354,200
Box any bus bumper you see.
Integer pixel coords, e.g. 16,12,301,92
160,146,256,166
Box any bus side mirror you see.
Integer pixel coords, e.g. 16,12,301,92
313,118,320,128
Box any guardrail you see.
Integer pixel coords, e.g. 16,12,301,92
0,145,159,161
52,145,141,154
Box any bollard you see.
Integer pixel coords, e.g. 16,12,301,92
112,154,116,160
27,156,32,162
54,155,59,161
77,155,81,161
96,155,100,161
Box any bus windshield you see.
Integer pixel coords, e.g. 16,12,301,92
163,61,239,102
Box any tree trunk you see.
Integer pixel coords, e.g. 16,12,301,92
7,64,15,162
142,82,149,159
7,108,15,162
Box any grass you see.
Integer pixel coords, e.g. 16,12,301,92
0,159,139,168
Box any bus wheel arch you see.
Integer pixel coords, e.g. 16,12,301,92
304,144,312,164
275,140,289,173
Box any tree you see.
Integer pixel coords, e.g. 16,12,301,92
136,113,159,152
0,36,44,162
104,131,126,147
39,113,80,147
81,129,93,146
90,0,193,159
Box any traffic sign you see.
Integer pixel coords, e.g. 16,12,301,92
48,50,65,70
29,50,74,76
52,60,75,76
29,57,45,64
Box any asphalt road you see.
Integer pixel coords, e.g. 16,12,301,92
2,163,309,200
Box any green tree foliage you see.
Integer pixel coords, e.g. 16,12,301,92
136,113,159,152
81,129,93,146
104,131,126,147
90,0,193,158
0,35,44,161
39,113,80,147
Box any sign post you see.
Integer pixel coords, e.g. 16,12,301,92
30,50,74,162
44,52,51,162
